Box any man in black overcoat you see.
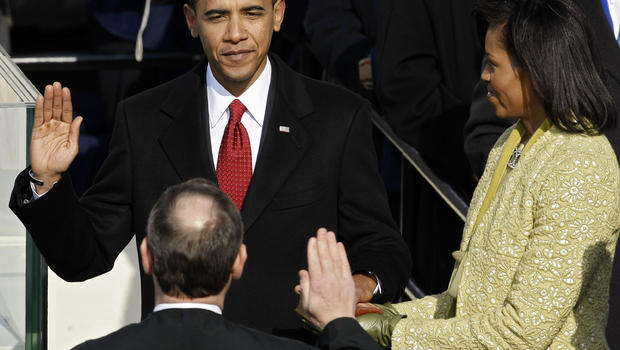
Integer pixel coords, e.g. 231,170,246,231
9,0,410,336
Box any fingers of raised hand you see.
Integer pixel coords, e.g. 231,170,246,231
52,82,63,121
34,96,44,128
61,87,73,123
43,85,53,122
326,232,343,271
307,236,321,278
337,242,352,277
316,229,334,273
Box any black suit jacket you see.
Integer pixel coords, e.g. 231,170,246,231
462,0,620,346
9,55,410,334
72,308,383,350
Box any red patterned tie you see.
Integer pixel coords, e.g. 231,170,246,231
217,99,252,210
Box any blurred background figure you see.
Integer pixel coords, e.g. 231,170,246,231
463,0,620,345
271,0,321,78
88,0,200,131
375,0,482,293
304,0,378,103
304,0,402,221
85,0,200,196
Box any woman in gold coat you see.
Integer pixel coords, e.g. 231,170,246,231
386,0,620,348
299,0,620,348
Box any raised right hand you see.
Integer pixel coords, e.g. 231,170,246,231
298,228,357,330
30,82,83,194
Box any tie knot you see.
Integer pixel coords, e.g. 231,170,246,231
229,99,247,124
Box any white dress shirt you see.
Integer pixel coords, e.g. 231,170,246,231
153,302,222,314
207,59,272,172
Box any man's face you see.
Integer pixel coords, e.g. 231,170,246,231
184,0,285,96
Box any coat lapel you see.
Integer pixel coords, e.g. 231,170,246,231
240,56,314,231
158,63,217,183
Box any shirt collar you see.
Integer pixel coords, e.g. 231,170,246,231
207,58,272,129
153,302,222,315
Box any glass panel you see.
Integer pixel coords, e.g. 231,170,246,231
0,106,27,350
0,74,19,103
0,44,43,350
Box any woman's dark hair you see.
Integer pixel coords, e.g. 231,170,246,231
474,0,615,134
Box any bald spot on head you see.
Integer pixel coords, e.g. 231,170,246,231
171,194,217,234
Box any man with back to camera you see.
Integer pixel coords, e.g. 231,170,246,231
73,178,382,350
9,0,411,336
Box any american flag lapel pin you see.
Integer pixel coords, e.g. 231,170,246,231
279,126,290,133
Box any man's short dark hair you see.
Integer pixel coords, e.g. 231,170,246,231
185,0,277,9
474,0,615,134
146,178,243,298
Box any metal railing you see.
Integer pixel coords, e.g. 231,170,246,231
371,113,469,300
12,52,202,71
371,113,469,221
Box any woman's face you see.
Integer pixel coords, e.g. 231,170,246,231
481,26,528,119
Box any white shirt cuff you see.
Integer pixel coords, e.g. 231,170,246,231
30,181,46,199
373,276,383,295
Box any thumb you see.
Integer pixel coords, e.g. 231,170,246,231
299,270,310,306
69,116,83,147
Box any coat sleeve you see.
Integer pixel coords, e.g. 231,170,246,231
337,101,411,303
389,146,620,349
319,317,386,350
9,101,134,281
392,291,455,320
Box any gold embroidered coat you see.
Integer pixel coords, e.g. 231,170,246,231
392,122,620,349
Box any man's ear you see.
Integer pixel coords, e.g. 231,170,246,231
140,238,153,275
183,4,199,38
231,244,248,280
272,0,285,33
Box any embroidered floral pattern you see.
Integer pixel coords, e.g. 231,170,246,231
391,125,620,349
